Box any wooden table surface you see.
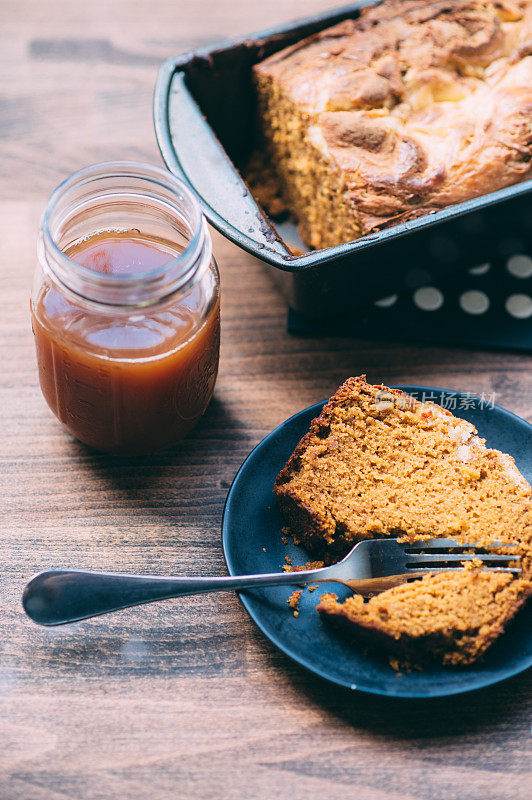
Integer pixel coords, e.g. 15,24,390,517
1,1,531,798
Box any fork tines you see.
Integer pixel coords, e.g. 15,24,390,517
402,539,521,574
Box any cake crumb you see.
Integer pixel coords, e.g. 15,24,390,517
284,555,292,565
464,557,483,570
288,589,302,616
308,585,318,592
262,547,266,552
281,536,288,545
389,656,415,674
284,560,325,573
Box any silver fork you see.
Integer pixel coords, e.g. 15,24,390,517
22,538,520,626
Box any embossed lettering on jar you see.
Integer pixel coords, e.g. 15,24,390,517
31,162,220,454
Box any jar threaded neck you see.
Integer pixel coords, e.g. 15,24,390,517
39,161,211,308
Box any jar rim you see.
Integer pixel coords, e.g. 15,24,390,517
40,161,211,308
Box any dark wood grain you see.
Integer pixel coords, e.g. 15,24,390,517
1,1,531,798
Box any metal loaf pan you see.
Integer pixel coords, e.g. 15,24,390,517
154,1,532,319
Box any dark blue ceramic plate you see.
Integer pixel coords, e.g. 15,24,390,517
222,386,532,698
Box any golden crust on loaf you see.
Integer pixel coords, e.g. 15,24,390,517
254,0,532,246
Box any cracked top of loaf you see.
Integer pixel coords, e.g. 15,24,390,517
255,0,532,230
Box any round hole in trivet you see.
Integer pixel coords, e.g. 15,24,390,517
413,287,444,311
468,263,491,276
459,290,490,315
505,294,532,319
506,254,532,280
374,295,398,308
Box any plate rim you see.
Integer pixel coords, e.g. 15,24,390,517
222,384,532,698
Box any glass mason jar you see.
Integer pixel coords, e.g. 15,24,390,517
31,162,220,454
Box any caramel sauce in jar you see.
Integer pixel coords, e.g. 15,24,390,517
31,163,220,454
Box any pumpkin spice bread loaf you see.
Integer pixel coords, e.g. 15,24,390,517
274,377,532,665
253,0,532,249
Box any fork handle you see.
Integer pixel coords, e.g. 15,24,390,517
22,566,333,626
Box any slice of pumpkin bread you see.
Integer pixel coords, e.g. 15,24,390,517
318,569,530,666
274,376,532,665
